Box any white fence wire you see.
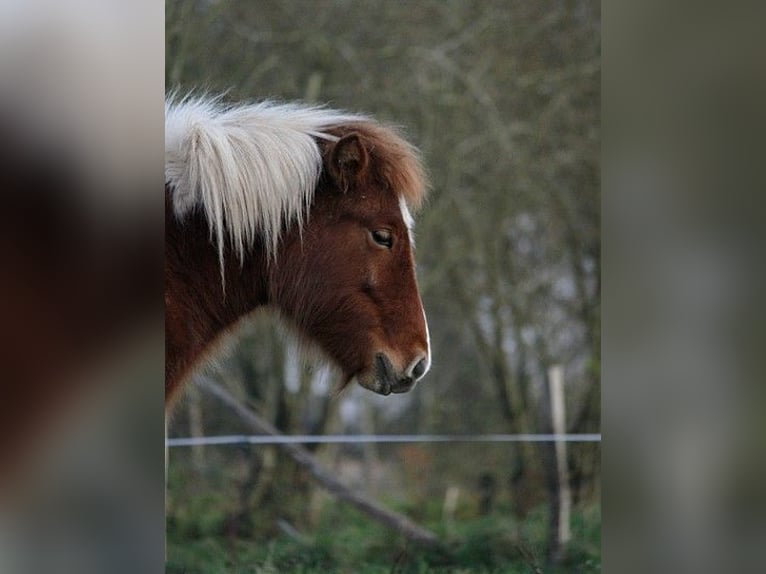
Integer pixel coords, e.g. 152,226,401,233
167,433,601,447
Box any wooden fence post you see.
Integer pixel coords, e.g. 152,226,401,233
548,364,571,563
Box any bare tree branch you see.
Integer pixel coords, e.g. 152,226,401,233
196,375,442,549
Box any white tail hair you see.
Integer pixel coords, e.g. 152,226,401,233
165,95,368,278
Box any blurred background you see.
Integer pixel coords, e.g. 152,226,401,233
0,1,164,573
165,1,600,572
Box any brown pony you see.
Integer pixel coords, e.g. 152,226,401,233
165,97,431,406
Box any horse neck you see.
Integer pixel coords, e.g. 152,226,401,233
165,192,269,401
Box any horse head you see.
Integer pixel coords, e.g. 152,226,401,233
271,125,430,395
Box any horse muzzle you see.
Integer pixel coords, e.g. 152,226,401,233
358,352,426,396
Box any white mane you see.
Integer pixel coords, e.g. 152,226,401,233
165,95,368,275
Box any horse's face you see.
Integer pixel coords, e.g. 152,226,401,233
273,132,430,395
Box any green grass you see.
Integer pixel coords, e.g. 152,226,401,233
167,503,600,573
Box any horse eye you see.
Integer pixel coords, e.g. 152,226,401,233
371,229,393,248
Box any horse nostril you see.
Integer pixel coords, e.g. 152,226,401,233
411,358,428,380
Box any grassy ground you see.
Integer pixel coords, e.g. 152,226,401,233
166,502,600,573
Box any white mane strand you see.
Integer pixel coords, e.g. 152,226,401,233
165,96,368,277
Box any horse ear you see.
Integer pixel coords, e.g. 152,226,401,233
330,133,368,188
